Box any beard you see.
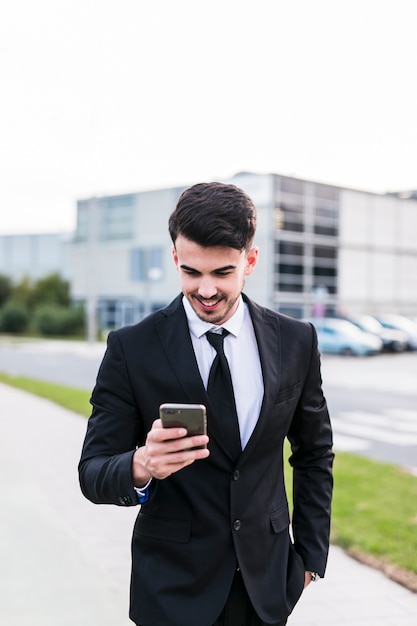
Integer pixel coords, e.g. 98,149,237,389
189,287,244,325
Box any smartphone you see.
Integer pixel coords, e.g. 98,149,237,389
159,403,207,449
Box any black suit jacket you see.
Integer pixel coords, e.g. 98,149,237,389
79,294,333,626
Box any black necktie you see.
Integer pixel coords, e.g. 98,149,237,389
206,330,241,460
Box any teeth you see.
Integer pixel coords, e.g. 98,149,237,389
201,300,218,307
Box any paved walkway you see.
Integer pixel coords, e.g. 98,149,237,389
1,383,416,625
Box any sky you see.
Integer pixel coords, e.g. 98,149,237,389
1,0,417,234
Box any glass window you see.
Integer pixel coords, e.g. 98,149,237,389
100,204,134,240
278,205,304,233
76,203,89,241
314,246,337,260
313,267,336,277
279,263,304,275
314,206,338,219
277,305,303,319
277,282,304,293
314,183,338,201
314,224,338,236
102,194,135,209
277,241,303,256
130,247,164,282
130,248,146,281
281,177,305,195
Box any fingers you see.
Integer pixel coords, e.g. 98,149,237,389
149,418,209,452
133,420,210,483
141,442,209,481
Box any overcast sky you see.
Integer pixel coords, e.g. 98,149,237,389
1,0,416,234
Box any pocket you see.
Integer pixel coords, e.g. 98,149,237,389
270,505,290,534
274,382,301,406
134,513,191,543
286,543,306,611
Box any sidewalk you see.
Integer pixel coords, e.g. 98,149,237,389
1,383,416,626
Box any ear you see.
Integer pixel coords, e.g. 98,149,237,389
172,245,179,269
245,247,259,276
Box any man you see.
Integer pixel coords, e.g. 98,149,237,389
79,182,334,626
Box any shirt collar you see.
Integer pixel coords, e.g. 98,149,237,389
182,295,245,339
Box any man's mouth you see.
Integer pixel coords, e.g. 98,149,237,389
195,297,222,309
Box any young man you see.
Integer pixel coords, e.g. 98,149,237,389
79,182,334,626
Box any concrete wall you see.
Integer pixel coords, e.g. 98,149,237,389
339,190,417,315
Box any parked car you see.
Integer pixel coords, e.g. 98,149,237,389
308,317,383,356
373,314,417,351
343,314,407,353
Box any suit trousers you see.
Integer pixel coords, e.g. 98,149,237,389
212,570,287,626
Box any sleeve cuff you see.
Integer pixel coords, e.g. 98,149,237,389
134,478,153,504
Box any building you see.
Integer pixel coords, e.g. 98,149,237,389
70,172,417,330
1,172,416,331
0,232,72,284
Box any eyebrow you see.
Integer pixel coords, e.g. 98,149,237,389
180,264,236,273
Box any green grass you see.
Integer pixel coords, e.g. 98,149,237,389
0,372,91,417
1,371,417,588
284,442,417,578
284,442,417,588
331,451,417,576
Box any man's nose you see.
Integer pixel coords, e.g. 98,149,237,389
197,277,217,299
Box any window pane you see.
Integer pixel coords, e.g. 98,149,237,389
281,177,305,195
278,241,303,256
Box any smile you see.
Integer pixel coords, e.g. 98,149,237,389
195,297,222,309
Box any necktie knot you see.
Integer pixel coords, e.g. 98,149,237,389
206,329,229,354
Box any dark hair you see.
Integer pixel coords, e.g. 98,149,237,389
169,182,257,251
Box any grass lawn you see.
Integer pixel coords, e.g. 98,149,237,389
0,372,91,417
331,451,417,590
1,370,417,591
283,444,417,592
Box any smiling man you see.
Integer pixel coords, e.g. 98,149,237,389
173,236,258,324
79,182,334,626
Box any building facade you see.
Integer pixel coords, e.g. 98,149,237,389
2,173,416,331
0,232,72,284
70,173,417,330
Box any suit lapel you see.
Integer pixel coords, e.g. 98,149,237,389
240,296,282,459
154,295,205,402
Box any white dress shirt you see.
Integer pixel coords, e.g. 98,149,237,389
183,295,264,449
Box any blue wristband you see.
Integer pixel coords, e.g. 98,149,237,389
138,488,150,504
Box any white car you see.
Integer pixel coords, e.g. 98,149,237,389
374,314,417,351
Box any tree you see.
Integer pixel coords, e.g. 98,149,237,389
11,276,33,308
0,274,13,307
26,272,70,309
0,301,29,333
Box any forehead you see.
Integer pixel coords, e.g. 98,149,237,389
174,235,244,269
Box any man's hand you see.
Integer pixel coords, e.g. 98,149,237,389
132,418,210,486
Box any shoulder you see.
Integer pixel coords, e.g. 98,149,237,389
243,293,313,338
108,294,184,343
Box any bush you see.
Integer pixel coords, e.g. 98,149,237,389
30,273,70,309
34,304,85,337
0,301,30,333
0,274,13,308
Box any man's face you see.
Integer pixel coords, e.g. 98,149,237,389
172,234,258,325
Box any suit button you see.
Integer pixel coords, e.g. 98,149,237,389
233,519,241,531
119,495,132,506
233,470,240,481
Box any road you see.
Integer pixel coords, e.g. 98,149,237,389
320,353,417,474
1,336,416,473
